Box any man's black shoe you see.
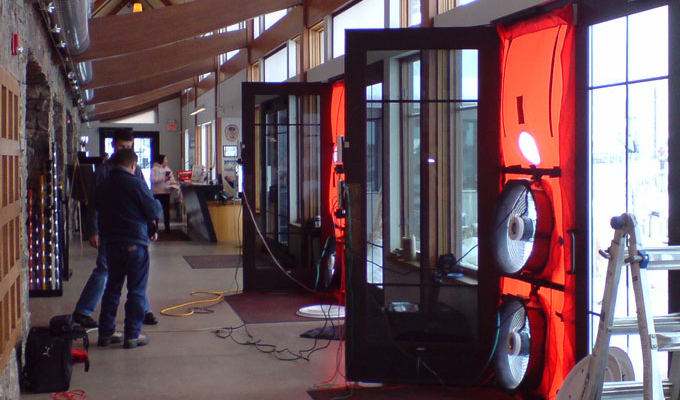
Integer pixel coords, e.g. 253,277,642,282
143,312,158,325
72,312,98,328
123,333,149,349
98,332,123,347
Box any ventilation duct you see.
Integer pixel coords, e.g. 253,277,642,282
75,61,93,85
83,89,94,103
52,0,90,56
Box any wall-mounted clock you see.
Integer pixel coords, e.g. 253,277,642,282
225,124,239,142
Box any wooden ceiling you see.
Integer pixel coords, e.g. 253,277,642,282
72,0,312,121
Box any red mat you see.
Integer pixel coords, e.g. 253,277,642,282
307,386,515,400
225,292,341,324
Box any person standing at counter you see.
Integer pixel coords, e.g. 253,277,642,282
151,154,181,232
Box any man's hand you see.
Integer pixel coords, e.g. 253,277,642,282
89,235,100,248
150,233,159,242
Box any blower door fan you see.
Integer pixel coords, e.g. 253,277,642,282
493,297,546,391
492,180,554,275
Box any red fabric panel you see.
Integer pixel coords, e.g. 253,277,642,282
328,82,346,288
498,5,576,399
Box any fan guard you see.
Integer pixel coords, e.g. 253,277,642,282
493,297,546,390
492,180,554,275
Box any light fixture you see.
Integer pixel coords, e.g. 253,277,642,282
190,106,206,116
50,24,62,34
518,131,541,165
132,2,143,12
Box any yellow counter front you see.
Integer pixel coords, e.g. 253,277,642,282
206,200,243,243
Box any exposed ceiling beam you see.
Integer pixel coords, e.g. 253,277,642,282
159,0,173,6
219,51,249,82
89,94,179,122
108,0,128,17
90,79,193,115
87,58,215,105
84,29,246,89
72,0,302,62
306,0,352,27
249,6,303,63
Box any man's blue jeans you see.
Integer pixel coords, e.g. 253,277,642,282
99,243,150,340
74,241,150,316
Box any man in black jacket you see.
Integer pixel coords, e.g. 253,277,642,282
95,149,162,348
72,129,159,328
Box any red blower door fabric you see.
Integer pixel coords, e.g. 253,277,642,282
498,5,576,399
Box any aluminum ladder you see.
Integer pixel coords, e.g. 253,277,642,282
563,213,680,400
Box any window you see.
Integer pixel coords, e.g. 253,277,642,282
254,9,289,38
108,107,158,124
400,56,421,249
437,49,479,269
250,61,261,82
309,22,325,68
366,82,383,284
588,5,668,377
404,0,421,27
333,0,385,58
264,47,289,82
288,37,300,79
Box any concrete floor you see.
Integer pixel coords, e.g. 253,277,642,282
24,235,344,399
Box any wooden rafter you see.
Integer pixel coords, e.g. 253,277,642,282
90,78,193,115
218,51,249,82
90,94,179,122
87,58,215,105
159,0,173,6
72,0,302,62
249,6,303,63
83,29,246,89
306,0,352,27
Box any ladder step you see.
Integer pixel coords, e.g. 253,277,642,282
602,380,672,400
612,313,680,335
626,246,680,270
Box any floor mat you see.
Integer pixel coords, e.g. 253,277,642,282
225,292,342,324
157,229,192,241
183,254,242,269
307,386,515,400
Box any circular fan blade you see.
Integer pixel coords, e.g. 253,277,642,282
491,180,554,275
494,297,545,391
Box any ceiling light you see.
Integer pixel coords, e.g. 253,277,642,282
518,131,541,165
190,106,206,116
132,3,143,12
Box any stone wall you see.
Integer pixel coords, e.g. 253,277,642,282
0,1,83,398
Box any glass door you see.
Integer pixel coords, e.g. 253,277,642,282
344,27,500,385
588,5,669,377
99,128,159,188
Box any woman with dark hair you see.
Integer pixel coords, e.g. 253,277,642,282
151,154,180,231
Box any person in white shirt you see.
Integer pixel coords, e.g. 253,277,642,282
151,154,180,231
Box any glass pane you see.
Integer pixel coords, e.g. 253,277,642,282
589,17,626,87
590,84,627,311
277,109,289,244
366,83,384,285
403,59,421,249
264,9,287,30
332,0,385,58
628,6,668,81
461,50,478,101
264,47,288,82
408,0,421,27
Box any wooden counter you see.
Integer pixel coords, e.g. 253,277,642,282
206,200,243,243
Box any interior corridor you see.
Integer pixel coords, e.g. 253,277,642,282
24,236,343,400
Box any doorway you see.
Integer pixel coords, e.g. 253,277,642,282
99,128,159,188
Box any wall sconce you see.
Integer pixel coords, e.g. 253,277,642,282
190,106,206,116
132,3,143,12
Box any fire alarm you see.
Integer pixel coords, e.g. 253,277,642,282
12,34,23,56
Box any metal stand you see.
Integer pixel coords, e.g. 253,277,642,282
558,213,680,400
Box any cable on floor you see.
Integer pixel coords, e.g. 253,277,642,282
160,290,240,317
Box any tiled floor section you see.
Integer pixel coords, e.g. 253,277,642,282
24,237,344,400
